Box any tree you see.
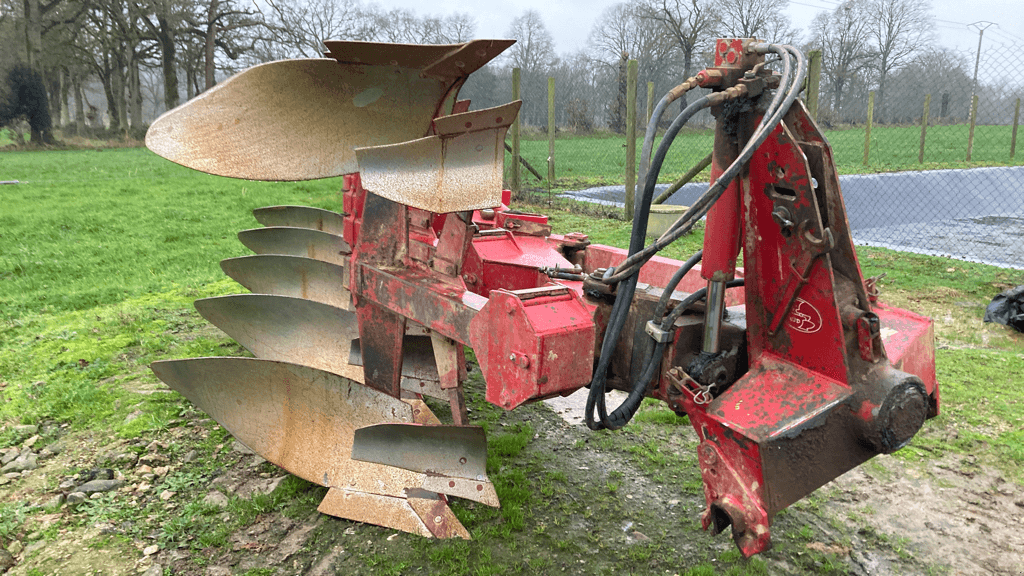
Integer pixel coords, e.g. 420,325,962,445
715,0,798,43
0,63,54,143
811,0,875,122
505,10,556,125
182,0,265,92
867,0,933,122
641,0,717,105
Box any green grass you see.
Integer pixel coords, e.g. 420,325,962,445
0,148,345,319
2,145,1020,575
508,123,1023,191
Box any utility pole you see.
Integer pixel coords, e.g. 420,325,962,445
967,21,996,103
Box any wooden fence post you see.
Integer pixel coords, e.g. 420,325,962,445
625,59,638,220
510,68,521,194
966,94,978,161
863,91,874,166
646,81,655,127
548,76,555,185
806,50,822,122
1011,98,1020,160
919,94,931,164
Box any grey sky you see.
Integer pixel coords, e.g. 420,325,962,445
373,0,1023,58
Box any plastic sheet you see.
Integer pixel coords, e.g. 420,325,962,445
983,285,1024,332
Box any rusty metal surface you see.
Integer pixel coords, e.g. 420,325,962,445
151,357,417,496
151,357,489,523
237,227,350,266
253,205,346,235
147,42,511,181
356,102,521,213
317,488,437,538
322,39,513,80
406,490,472,539
219,255,351,310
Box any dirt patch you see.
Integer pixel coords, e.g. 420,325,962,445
824,452,1024,575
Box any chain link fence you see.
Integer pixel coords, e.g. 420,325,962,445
495,38,1024,269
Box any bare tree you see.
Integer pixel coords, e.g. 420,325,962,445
504,9,555,77
641,0,717,105
261,0,372,59
136,0,192,111
505,9,556,125
715,0,799,43
183,0,265,91
867,0,933,122
589,2,679,129
811,0,875,122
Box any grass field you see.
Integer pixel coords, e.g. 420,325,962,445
509,123,1024,190
1,147,1024,575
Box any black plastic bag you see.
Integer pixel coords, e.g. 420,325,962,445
984,285,1024,332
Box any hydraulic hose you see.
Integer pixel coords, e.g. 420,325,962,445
585,97,714,431
585,44,807,431
604,44,808,284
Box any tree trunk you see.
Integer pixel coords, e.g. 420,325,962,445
73,73,86,135
23,0,43,69
115,53,128,131
45,68,62,129
129,55,143,130
157,16,179,110
59,68,71,129
204,0,219,91
877,67,888,124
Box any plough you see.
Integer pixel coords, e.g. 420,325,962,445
146,38,938,556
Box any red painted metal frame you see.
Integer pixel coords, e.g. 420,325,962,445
337,47,939,555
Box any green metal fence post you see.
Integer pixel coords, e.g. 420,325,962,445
919,94,930,164
548,76,555,185
967,94,978,162
625,59,638,221
863,91,874,166
511,68,521,194
1011,98,1020,160
806,50,822,122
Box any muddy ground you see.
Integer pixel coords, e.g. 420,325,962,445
2,372,1022,576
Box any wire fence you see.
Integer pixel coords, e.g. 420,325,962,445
503,38,1024,269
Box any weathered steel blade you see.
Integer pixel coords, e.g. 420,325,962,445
151,357,495,511
146,40,514,181
194,294,444,398
237,227,350,266
253,205,346,235
150,357,419,497
356,102,522,213
219,255,351,310
353,423,499,507
317,488,470,539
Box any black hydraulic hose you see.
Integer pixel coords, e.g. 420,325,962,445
654,250,703,321
607,277,745,430
585,44,806,431
584,97,713,431
637,79,698,214
604,44,808,284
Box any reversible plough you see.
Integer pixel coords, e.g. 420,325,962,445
146,38,938,556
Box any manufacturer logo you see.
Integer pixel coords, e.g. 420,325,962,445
788,298,823,334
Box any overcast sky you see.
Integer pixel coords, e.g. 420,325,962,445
373,0,1024,60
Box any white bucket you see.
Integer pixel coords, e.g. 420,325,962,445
646,204,690,238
